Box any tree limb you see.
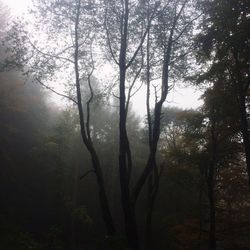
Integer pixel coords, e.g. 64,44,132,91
80,169,96,180
28,37,75,64
173,13,203,43
125,50,144,117
36,78,78,104
125,2,159,69
104,9,119,65
86,46,95,141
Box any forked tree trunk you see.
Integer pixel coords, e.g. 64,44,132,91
119,49,139,250
117,0,140,248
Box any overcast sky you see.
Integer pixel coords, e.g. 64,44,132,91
2,0,203,117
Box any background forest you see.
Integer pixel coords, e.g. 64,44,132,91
0,0,249,249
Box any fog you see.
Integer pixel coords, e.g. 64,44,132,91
0,0,250,250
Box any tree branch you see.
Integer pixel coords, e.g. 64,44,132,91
80,169,96,180
28,37,75,64
173,13,203,43
36,78,78,104
146,14,152,147
104,9,119,65
125,48,144,117
131,0,188,204
86,46,95,140
125,2,159,69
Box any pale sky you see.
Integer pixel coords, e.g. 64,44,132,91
2,0,203,117
1,0,32,15
131,84,203,117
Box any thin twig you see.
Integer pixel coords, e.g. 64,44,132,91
28,37,74,64
125,2,159,69
104,9,119,65
36,78,78,104
173,13,203,43
112,92,120,99
80,169,96,180
125,48,144,116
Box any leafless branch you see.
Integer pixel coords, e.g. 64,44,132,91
104,9,119,65
125,48,144,117
146,25,152,147
169,50,190,66
28,37,75,64
125,2,159,69
112,92,120,99
36,78,78,104
159,0,172,15
80,169,96,180
153,84,158,104
176,0,189,21
86,45,95,140
173,13,203,43
130,82,143,98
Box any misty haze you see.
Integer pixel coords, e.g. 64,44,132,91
0,0,250,249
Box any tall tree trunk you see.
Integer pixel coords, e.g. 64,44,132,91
74,0,115,237
207,119,217,250
71,162,79,250
238,84,250,187
90,150,116,236
198,168,205,250
207,165,216,250
119,60,139,250
118,0,139,248
146,174,153,250
145,21,154,250
233,50,250,187
146,167,160,250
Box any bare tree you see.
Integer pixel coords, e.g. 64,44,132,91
104,0,198,248
4,0,198,248
4,0,116,237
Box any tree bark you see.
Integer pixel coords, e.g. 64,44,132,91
118,0,139,248
119,63,139,248
232,49,250,187
207,164,216,250
198,167,205,250
207,119,217,250
146,166,161,250
239,91,250,187
74,0,115,237
71,162,79,250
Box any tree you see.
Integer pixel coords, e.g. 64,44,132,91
4,0,116,239
195,0,250,186
160,98,244,249
159,107,207,249
201,78,244,249
3,0,198,248
103,0,158,247
141,1,199,248
103,0,199,248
